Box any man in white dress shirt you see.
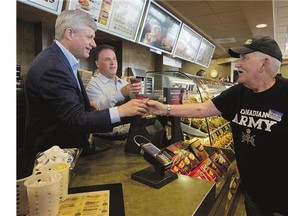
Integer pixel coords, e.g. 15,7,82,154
86,44,142,151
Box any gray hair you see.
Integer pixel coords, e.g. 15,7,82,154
55,10,97,40
270,56,281,72
255,52,281,75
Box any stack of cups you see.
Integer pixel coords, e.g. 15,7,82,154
24,172,62,216
16,176,30,216
36,162,70,202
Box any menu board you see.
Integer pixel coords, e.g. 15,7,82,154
195,38,215,68
108,0,146,41
173,24,202,63
68,0,115,30
18,0,64,15
69,0,146,41
138,0,182,55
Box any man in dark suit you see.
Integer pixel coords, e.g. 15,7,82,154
19,10,147,178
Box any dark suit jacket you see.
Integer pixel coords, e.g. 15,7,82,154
20,42,114,177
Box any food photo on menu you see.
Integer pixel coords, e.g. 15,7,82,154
73,0,113,28
139,1,181,53
140,17,179,52
173,24,202,62
78,0,91,11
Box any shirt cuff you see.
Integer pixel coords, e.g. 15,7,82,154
109,107,121,123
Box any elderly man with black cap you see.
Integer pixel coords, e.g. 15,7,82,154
145,36,288,216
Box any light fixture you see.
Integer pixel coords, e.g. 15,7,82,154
256,23,267,28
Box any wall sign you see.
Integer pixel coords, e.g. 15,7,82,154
163,55,182,68
137,0,182,55
108,0,146,42
69,0,146,42
173,23,202,63
68,0,114,30
18,0,64,15
195,38,215,68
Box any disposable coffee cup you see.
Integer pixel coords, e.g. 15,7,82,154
130,78,142,95
135,94,149,100
24,172,62,216
130,78,141,84
37,162,70,202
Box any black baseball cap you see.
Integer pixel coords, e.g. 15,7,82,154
228,36,282,62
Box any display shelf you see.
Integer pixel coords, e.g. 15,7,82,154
180,122,208,137
208,162,240,216
209,122,230,135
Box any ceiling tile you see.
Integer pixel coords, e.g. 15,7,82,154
207,1,241,13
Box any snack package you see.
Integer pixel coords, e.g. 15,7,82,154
198,158,223,183
188,165,213,182
205,157,223,178
189,139,209,161
217,148,232,165
170,149,200,175
209,151,230,173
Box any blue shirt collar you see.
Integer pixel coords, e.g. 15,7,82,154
55,40,81,90
55,40,79,72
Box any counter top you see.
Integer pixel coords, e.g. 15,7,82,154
69,143,216,216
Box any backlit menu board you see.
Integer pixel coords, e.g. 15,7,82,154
68,0,114,30
173,23,202,63
138,0,182,54
195,38,215,68
69,0,146,42
108,0,146,41
18,0,64,15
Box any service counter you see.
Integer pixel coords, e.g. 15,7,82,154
69,143,216,216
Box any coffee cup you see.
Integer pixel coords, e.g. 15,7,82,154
135,94,149,100
130,78,141,84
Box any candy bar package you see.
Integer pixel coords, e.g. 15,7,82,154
189,139,209,161
209,151,230,173
198,158,223,183
170,149,200,175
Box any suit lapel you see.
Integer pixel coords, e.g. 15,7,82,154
51,42,91,112
77,71,91,111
